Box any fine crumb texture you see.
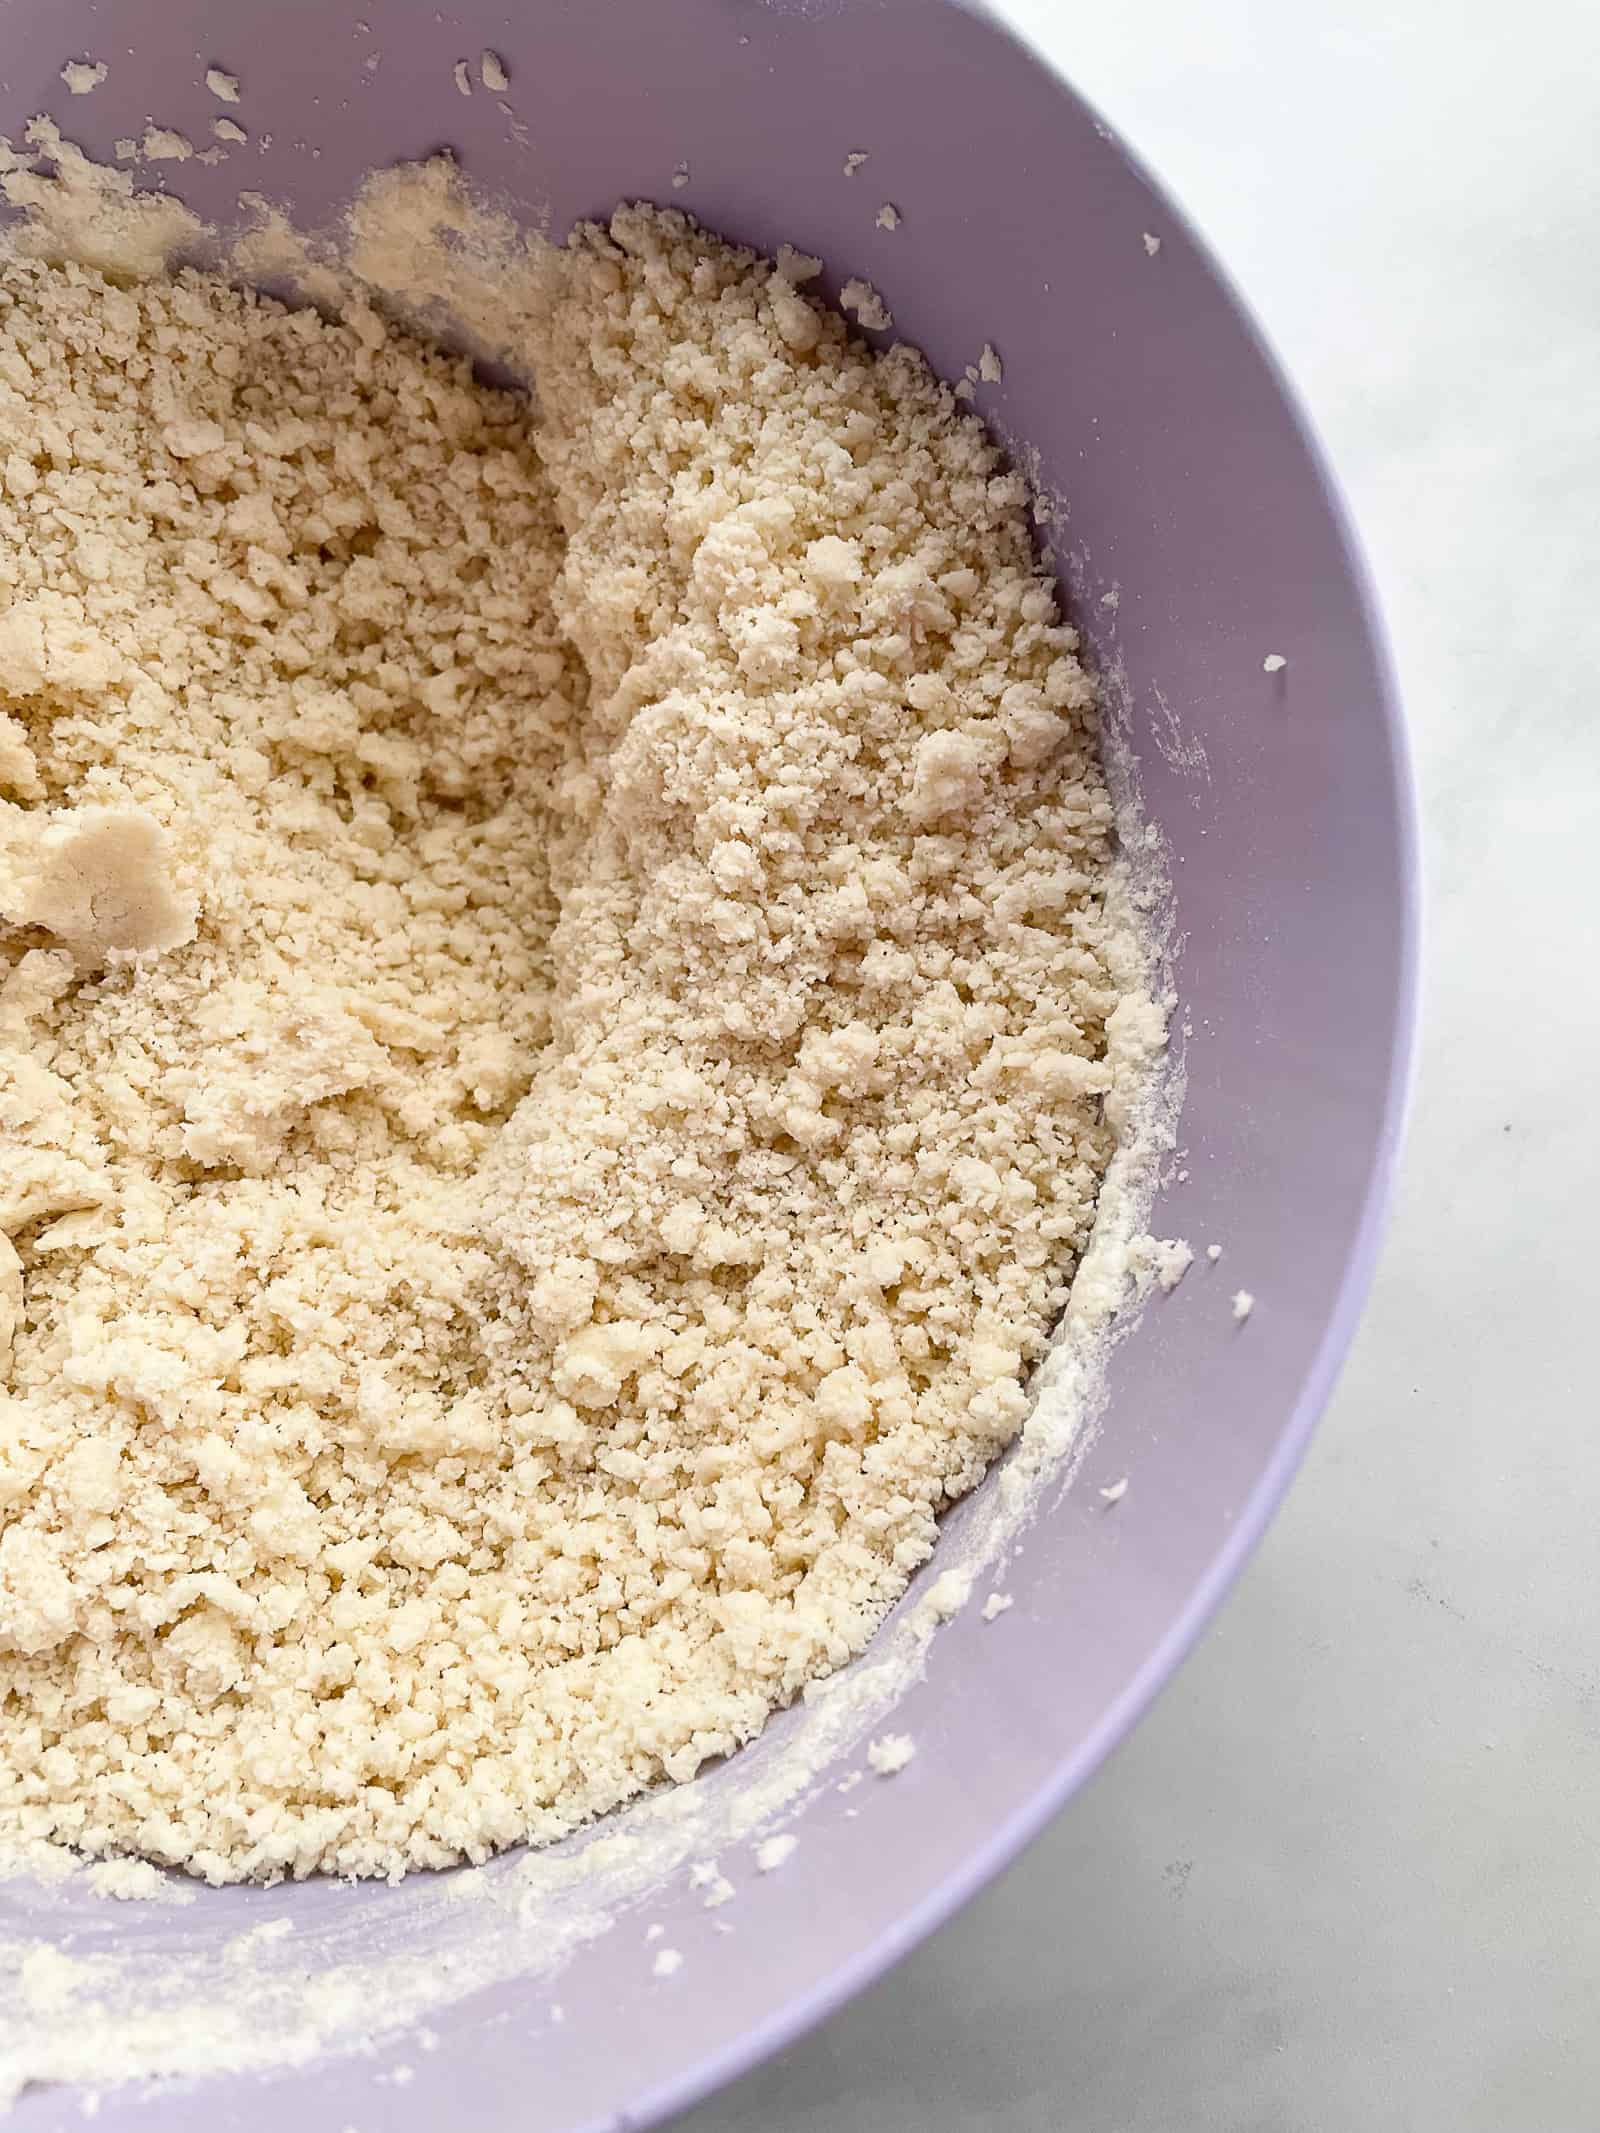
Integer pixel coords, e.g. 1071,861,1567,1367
1262,652,1287,673
866,1732,916,1775
60,61,108,97
480,52,510,94
1232,1289,1256,1322
839,277,892,332
754,1834,799,1873
875,203,901,232
0,200,1160,1885
204,68,241,104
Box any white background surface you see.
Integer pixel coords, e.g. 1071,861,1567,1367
681,2,1600,2126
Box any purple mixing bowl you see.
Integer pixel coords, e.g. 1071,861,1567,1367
0,1,1417,2125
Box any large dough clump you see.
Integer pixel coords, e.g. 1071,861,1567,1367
0,212,1157,1882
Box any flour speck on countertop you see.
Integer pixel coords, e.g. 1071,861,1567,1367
1232,1289,1256,1322
754,1834,800,1873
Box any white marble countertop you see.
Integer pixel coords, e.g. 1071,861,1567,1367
680,2,1599,2125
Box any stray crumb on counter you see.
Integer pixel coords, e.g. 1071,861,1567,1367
480,50,510,93
1262,653,1287,673
452,60,472,96
1100,588,1120,609
1142,231,1162,256
875,202,901,230
1206,1243,1223,1263
213,117,247,143
205,67,241,103
978,342,1003,383
1099,1477,1129,1505
60,59,107,94
1231,1289,1255,1322
843,150,869,176
981,1591,1013,1622
652,1947,683,1978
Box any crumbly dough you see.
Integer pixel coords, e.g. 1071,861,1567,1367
0,206,1157,1883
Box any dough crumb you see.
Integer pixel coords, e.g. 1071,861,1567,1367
1232,1289,1256,1322
141,126,193,161
920,1569,972,1624
60,60,108,95
671,162,690,190
212,117,248,143
480,50,510,93
843,150,869,176
1100,588,1121,609
1206,1243,1223,1263
1099,1476,1129,1504
85,1856,194,1903
755,1834,799,1873
981,1592,1014,1622
1142,231,1162,256
652,1947,684,1978
452,59,473,96
876,202,901,231
866,1732,916,1775
839,276,892,331
775,243,822,284
205,67,241,103
1262,653,1287,673
978,343,1003,383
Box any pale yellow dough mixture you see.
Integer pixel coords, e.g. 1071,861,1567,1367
0,203,1160,1881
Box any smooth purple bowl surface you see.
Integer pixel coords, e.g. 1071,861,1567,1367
0,2,1417,2127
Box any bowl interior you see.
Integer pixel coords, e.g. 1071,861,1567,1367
0,2,1414,2127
